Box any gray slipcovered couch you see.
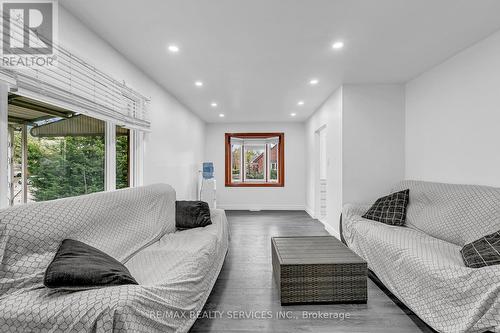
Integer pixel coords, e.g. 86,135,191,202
342,180,500,333
0,184,229,332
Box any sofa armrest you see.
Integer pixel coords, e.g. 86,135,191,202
340,203,372,245
342,203,372,219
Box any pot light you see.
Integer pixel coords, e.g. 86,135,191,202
309,79,319,85
219,113,225,118
195,81,203,87
167,44,180,53
332,41,344,50
297,101,305,106
290,113,297,117
211,102,218,107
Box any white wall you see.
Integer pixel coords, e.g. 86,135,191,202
204,122,306,210
59,6,205,199
306,85,405,237
342,84,405,203
406,30,500,187
306,87,342,236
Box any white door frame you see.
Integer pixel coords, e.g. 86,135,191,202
0,82,9,208
314,124,327,221
105,121,117,191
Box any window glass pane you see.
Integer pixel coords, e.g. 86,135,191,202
231,144,241,181
269,143,278,182
245,145,265,180
7,96,111,204
27,124,105,202
116,126,130,189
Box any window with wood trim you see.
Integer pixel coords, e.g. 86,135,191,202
225,133,284,187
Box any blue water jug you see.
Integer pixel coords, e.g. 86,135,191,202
202,162,214,179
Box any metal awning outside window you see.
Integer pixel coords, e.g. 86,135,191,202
30,115,129,137
8,94,74,126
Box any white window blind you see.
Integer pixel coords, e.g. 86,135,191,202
230,137,279,146
0,17,150,130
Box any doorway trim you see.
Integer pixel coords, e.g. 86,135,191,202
314,124,327,223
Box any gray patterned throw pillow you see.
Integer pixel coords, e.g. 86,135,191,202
461,231,500,268
362,189,410,226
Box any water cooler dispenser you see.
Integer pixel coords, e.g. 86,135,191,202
198,162,216,208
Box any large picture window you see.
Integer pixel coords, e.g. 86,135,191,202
4,94,138,206
225,133,284,187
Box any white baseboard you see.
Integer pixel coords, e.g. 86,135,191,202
218,204,305,211
319,220,340,240
304,207,340,240
305,206,315,219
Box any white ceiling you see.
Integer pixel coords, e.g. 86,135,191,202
60,0,500,123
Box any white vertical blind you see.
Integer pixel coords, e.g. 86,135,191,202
230,137,279,145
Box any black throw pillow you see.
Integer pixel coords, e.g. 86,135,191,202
44,239,138,290
362,189,410,226
461,231,500,268
176,201,212,229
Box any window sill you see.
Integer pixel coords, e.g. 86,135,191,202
225,182,284,187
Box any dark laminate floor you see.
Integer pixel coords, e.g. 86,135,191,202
190,210,428,333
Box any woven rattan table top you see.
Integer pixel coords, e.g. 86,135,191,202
272,236,366,265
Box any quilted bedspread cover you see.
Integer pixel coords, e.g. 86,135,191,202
342,180,500,333
0,184,229,332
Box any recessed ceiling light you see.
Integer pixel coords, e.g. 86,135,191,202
167,44,179,53
211,102,218,107
219,113,225,118
297,101,305,106
309,79,319,85
332,41,344,50
195,81,203,87
290,113,297,117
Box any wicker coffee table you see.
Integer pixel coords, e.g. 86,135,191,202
271,236,367,305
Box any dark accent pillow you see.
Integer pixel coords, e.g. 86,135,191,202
176,201,212,229
461,231,500,268
44,239,138,290
362,189,410,226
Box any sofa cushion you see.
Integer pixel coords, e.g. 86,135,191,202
461,231,500,268
362,189,409,226
176,201,212,229
392,180,500,246
44,239,138,290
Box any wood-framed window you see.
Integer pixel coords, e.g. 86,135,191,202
225,133,284,187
